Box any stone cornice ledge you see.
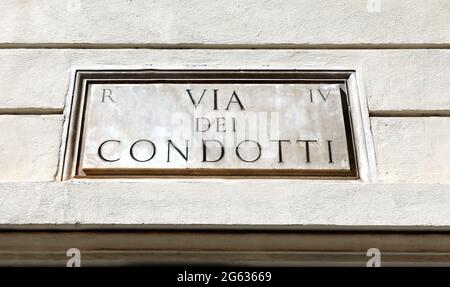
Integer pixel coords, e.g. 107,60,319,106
0,181,449,228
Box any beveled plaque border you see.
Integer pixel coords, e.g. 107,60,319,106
61,70,359,180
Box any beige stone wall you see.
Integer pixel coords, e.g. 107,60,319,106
0,0,449,227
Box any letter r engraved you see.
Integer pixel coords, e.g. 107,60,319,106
102,89,116,103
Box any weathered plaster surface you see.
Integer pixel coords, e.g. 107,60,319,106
0,49,449,111
0,0,448,45
1,57,448,182
371,117,450,183
0,115,63,181
0,181,449,227
0,1,448,229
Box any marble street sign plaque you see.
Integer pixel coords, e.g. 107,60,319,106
63,71,357,178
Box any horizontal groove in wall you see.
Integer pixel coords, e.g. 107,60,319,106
1,110,449,117
2,109,449,117
369,110,450,117
0,108,63,115
1,43,450,50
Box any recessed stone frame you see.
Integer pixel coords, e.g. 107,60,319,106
59,70,374,181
